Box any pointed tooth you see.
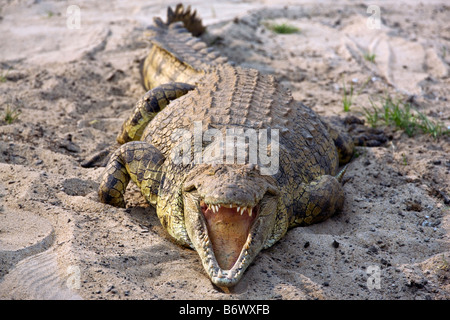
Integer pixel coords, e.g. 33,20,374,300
229,204,232,208
249,207,252,217
241,207,245,215
237,206,240,213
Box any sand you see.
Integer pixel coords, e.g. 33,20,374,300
0,0,449,300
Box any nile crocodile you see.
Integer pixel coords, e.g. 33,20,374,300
97,4,354,288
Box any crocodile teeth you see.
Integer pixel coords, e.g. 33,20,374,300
206,203,255,217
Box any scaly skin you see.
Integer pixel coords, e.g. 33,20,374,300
98,4,354,288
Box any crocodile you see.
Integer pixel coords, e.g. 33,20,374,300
97,4,354,288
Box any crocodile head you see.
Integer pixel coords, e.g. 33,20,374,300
182,163,282,287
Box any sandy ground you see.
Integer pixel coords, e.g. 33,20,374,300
0,0,449,300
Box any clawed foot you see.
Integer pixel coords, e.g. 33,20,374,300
343,115,389,147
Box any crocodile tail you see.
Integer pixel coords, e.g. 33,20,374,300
166,3,206,37
140,4,228,90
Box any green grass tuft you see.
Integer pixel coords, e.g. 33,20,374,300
2,104,21,124
363,96,449,139
0,69,9,83
363,52,376,63
342,81,354,112
268,23,300,34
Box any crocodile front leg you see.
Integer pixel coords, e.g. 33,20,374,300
117,82,195,144
99,141,165,208
290,172,346,227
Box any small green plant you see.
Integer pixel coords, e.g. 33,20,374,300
0,69,9,83
383,97,416,137
363,95,449,138
341,77,371,112
437,254,449,271
364,52,376,63
415,111,449,139
401,153,408,166
2,104,21,124
363,99,380,127
267,23,300,34
342,81,354,112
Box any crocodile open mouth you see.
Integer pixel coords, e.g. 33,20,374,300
200,200,258,270
182,184,279,287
